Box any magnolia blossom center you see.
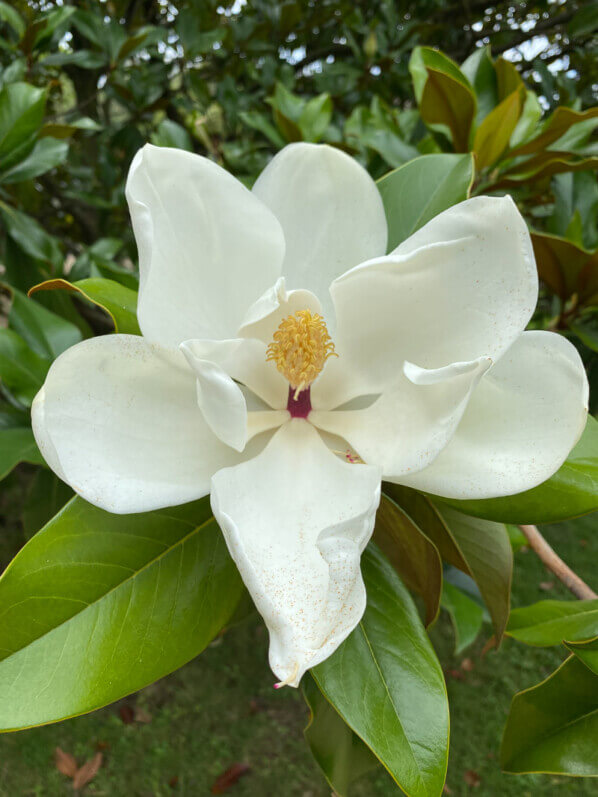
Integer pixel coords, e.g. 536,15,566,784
266,309,337,416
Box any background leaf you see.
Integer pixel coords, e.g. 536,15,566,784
507,599,598,646
377,153,474,250
501,655,598,775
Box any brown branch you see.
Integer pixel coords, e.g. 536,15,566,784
519,524,598,600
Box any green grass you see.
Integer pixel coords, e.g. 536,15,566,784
0,483,596,795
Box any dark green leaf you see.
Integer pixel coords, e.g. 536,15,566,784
439,416,598,524
303,674,378,796
312,545,449,797
374,493,442,626
507,599,598,646
0,136,68,183
501,655,598,775
377,153,474,250
0,328,49,405
410,48,476,151
7,287,82,359
0,82,45,170
22,468,74,540
460,46,498,123
0,496,244,731
434,505,512,643
0,202,62,266
0,1,25,38
0,427,44,480
385,486,512,642
564,636,598,676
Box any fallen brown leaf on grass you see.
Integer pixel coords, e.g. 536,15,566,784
211,762,251,794
119,704,135,724
54,748,104,791
464,769,481,787
72,752,103,790
134,706,153,723
54,748,78,778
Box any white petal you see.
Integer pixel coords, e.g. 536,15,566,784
180,337,288,410
311,357,492,476
252,143,387,321
238,277,324,342
210,420,382,686
126,144,285,346
315,195,538,407
396,331,589,498
180,340,288,449
180,344,248,452
32,335,259,513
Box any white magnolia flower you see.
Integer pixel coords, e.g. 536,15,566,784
32,143,588,687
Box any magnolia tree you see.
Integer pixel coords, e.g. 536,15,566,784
1,4,598,795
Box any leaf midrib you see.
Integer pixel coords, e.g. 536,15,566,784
357,620,428,796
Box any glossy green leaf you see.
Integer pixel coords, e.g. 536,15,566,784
0,202,62,266
564,636,598,676
0,496,244,731
508,106,598,158
374,493,442,626
312,544,449,797
410,48,476,152
22,468,74,540
377,153,474,250
0,82,45,170
473,89,522,170
385,485,512,642
441,581,484,654
507,599,598,646
439,416,598,524
434,505,512,643
303,674,378,796
501,655,598,775
0,427,44,480
29,277,140,335
0,136,68,183
6,286,82,359
0,327,49,405
460,46,498,123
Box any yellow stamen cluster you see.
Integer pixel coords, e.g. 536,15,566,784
266,309,337,394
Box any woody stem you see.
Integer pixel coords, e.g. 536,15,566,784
518,524,597,600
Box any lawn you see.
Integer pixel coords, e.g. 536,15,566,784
0,473,596,796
